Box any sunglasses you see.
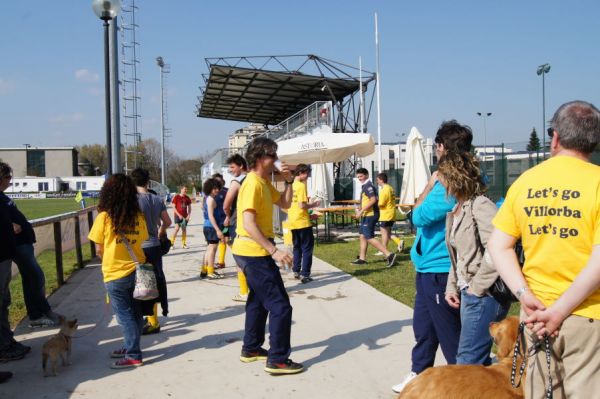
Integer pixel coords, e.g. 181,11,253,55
265,152,278,159
547,127,554,138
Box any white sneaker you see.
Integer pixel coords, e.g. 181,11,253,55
392,371,417,393
397,240,405,253
374,251,385,256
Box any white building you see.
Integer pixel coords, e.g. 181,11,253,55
359,139,435,172
6,176,106,193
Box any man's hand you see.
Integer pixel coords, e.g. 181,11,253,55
354,208,362,218
310,199,321,208
520,290,546,316
445,292,460,309
272,248,292,267
217,230,224,241
185,216,191,222
12,223,22,234
279,161,292,182
526,307,565,339
223,216,230,227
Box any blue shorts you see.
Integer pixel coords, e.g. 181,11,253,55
379,220,394,228
359,216,377,239
203,227,219,244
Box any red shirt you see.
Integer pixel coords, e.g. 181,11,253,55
172,194,191,218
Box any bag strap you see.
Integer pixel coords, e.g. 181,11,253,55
119,234,140,264
468,199,486,255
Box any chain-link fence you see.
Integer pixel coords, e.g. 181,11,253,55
333,146,600,203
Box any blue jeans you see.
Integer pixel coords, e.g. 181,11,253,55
233,254,293,363
291,227,314,277
13,244,51,319
456,288,510,365
105,272,143,361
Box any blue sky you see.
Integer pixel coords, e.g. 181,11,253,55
2,1,599,158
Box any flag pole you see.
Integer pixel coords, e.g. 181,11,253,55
375,12,382,172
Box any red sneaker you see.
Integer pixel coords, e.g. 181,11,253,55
111,358,143,369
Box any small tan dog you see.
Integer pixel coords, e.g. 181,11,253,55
399,316,525,399
42,316,78,377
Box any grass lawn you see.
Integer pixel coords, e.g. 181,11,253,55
14,198,98,220
314,237,520,316
9,245,94,327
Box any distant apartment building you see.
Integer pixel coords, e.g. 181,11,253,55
0,147,78,177
228,123,267,153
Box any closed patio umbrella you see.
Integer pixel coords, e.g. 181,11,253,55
399,127,431,205
276,132,374,165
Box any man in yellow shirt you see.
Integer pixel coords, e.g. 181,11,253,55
352,168,397,267
376,173,404,255
231,137,304,375
288,164,320,284
488,101,600,398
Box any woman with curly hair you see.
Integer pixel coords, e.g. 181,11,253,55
438,151,510,365
88,174,148,369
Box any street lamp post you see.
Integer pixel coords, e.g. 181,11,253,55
537,63,551,158
156,56,166,186
92,0,121,176
476,112,492,173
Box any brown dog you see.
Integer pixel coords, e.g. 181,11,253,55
42,316,78,377
399,316,524,399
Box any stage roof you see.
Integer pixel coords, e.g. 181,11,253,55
196,55,374,126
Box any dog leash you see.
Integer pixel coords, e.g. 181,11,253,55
511,321,553,399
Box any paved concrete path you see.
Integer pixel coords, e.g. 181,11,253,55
4,215,423,399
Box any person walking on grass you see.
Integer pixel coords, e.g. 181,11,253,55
131,168,172,335
0,162,62,329
375,173,404,255
392,120,470,394
232,137,303,375
170,185,192,249
88,174,148,369
351,168,397,267
223,154,249,302
202,178,226,280
288,164,320,284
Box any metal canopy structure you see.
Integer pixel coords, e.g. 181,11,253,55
196,55,376,132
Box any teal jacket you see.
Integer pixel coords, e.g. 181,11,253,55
410,182,456,273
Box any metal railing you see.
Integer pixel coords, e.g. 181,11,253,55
263,101,333,142
28,206,98,286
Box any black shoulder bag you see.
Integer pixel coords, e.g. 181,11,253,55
469,200,520,306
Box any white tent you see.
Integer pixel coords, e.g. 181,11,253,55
277,132,374,165
399,127,431,205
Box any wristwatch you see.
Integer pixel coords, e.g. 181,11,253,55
515,286,529,299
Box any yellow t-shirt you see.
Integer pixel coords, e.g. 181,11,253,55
288,180,311,230
232,171,281,257
493,156,600,319
88,211,149,283
378,183,396,222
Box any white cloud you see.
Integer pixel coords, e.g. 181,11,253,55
87,87,103,97
49,112,85,125
75,69,99,83
0,79,15,94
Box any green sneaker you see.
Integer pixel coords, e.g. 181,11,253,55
239,347,268,363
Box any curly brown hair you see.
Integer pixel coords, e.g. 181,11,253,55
437,152,486,201
98,174,141,234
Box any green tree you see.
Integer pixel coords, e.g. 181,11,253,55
77,144,107,175
527,127,541,151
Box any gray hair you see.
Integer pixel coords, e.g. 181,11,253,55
551,100,600,154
